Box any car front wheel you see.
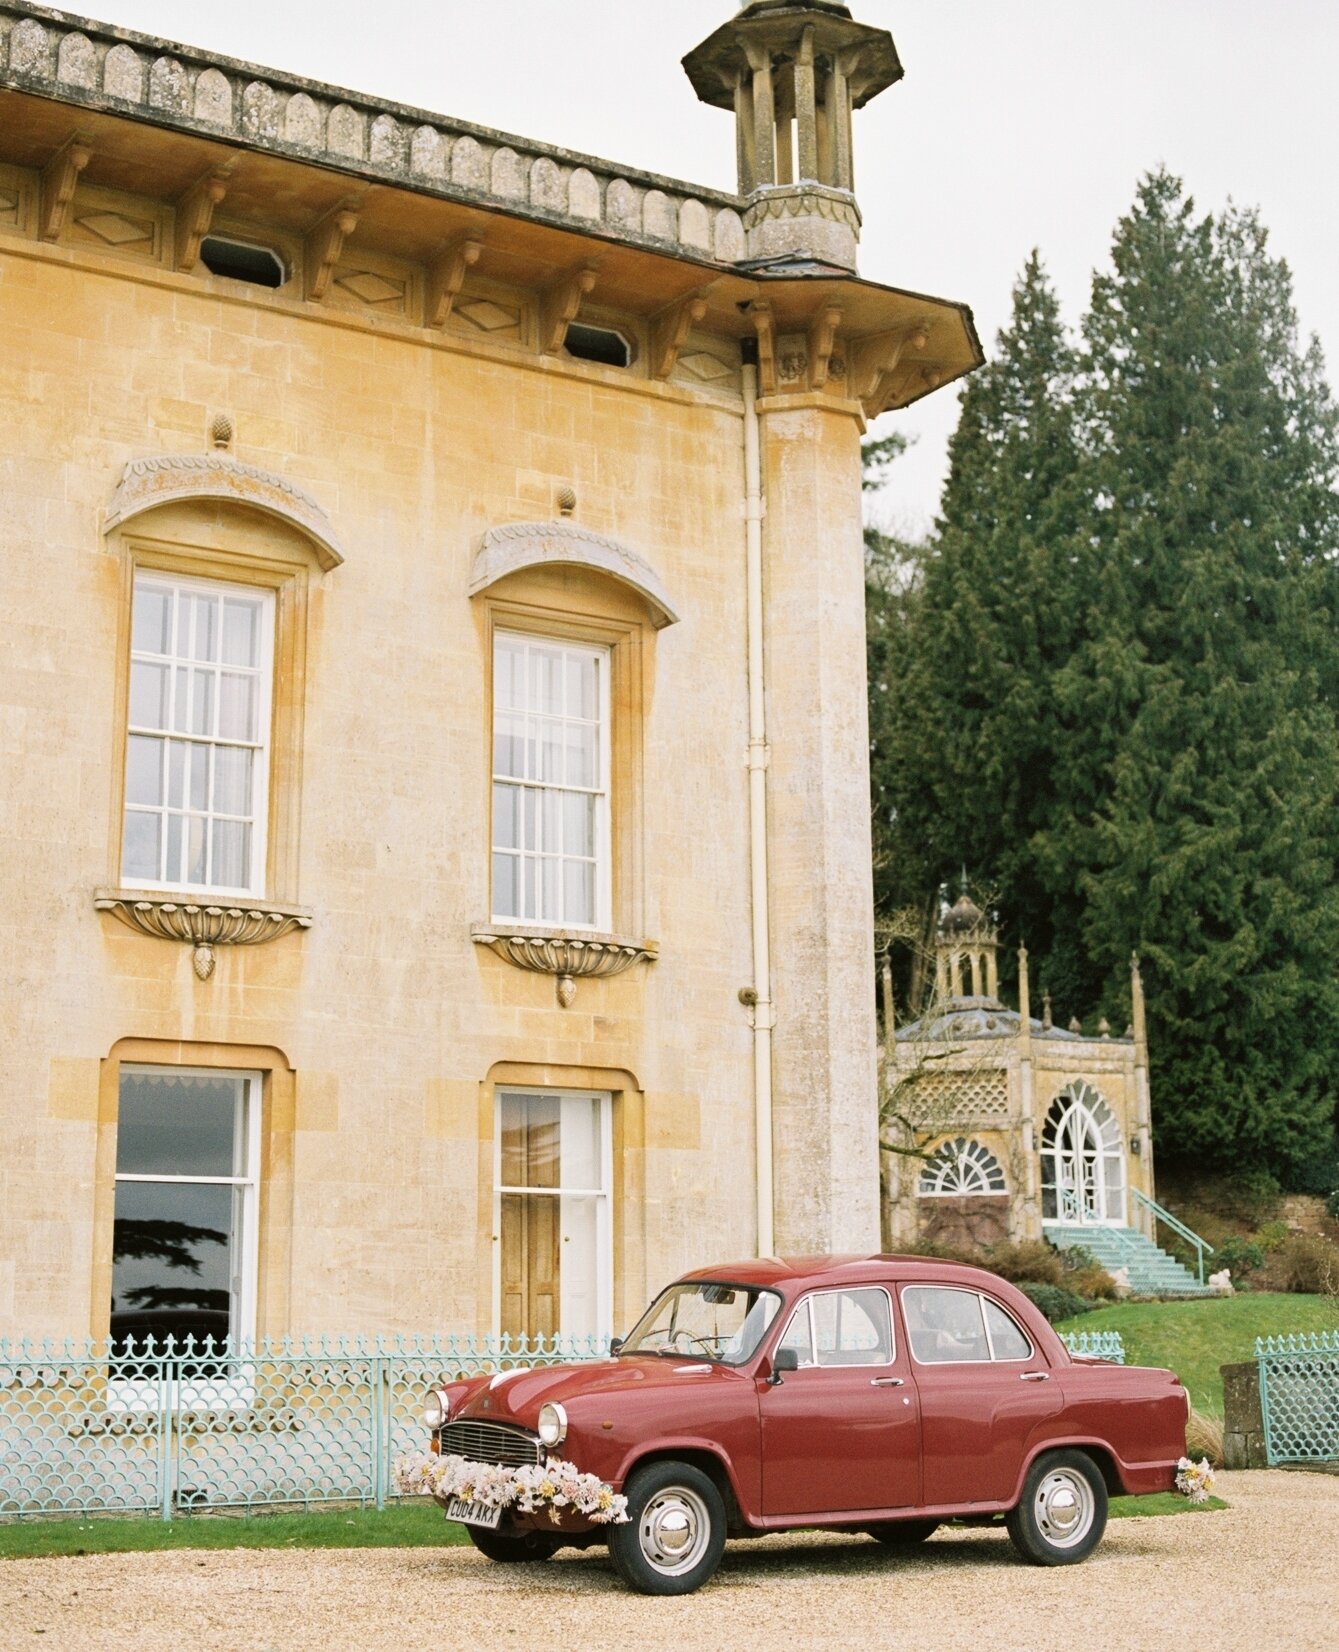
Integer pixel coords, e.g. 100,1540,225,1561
1005,1450,1107,1565
465,1524,561,1563
607,1460,727,1595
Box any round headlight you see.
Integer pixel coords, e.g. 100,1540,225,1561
421,1389,449,1429
537,1402,568,1448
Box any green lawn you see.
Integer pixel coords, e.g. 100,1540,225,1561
1057,1292,1337,1416
0,1503,469,1560
1109,1493,1227,1518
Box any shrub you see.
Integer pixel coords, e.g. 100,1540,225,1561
1275,1233,1339,1295
1186,1407,1225,1469
1255,1220,1290,1253
1018,1282,1091,1322
979,1240,1065,1287
1216,1236,1266,1277
1068,1263,1118,1300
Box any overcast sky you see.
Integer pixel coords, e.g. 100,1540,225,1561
77,1,1339,537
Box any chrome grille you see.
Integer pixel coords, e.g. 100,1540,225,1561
439,1420,542,1467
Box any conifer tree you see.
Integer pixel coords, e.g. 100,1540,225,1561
869,253,1082,1000
1060,170,1339,1174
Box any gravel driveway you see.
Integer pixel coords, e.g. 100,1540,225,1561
3,1471,1336,1652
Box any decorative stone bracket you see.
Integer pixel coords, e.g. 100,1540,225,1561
95,889,312,980
472,923,657,1007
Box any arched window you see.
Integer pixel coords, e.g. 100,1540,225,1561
918,1137,1007,1197
1041,1084,1125,1225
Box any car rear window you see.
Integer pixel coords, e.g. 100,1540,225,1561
902,1286,1035,1364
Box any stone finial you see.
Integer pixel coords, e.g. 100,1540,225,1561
1041,990,1052,1031
555,484,577,517
1068,1015,1083,1034
210,413,234,450
1098,1017,1111,1039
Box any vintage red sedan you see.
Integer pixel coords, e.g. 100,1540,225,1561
403,1255,1189,1594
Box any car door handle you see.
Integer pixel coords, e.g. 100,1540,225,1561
870,1377,905,1388
1020,1372,1051,1382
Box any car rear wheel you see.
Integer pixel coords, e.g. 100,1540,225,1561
465,1524,562,1563
865,1519,939,1547
607,1461,727,1596
1005,1450,1107,1565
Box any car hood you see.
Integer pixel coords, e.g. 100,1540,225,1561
456,1356,738,1426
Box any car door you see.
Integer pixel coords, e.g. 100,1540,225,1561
899,1283,1060,1509
759,1285,921,1516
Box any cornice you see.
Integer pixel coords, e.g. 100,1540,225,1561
0,2,749,265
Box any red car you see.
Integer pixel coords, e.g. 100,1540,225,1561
405,1255,1189,1595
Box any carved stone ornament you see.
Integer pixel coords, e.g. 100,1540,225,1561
105,453,344,570
472,923,657,1007
468,521,680,629
95,890,312,980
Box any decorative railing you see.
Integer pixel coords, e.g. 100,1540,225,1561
1060,1330,1126,1364
1256,1331,1339,1465
0,1325,1132,1521
0,1332,609,1521
1130,1187,1215,1284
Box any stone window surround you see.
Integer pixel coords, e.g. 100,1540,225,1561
90,1036,297,1345
97,480,329,978
473,568,661,1006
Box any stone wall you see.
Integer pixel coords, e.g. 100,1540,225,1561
1222,1360,1268,1469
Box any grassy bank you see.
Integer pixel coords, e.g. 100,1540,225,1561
1057,1292,1336,1415
0,1503,469,1560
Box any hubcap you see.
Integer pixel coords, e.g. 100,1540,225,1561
1034,1468,1095,1549
639,1486,711,1576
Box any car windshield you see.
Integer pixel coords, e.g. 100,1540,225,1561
620,1281,782,1366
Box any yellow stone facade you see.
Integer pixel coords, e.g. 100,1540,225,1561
0,3,980,1343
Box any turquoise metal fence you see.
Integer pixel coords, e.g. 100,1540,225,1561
1,1326,1125,1519
1061,1330,1126,1363
0,1333,610,1521
1256,1331,1339,1466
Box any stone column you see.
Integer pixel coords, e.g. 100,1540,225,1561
760,398,879,1253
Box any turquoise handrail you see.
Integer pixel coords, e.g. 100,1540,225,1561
1130,1187,1215,1284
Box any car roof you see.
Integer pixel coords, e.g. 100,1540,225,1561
678,1254,1023,1293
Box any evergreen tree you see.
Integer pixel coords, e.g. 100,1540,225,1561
1060,171,1339,1175
869,253,1082,1001
867,175,1339,1178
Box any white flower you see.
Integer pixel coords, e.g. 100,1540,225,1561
1175,1455,1216,1504
393,1450,629,1523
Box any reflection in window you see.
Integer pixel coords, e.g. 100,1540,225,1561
492,633,609,929
983,1297,1032,1361
780,1288,893,1368
497,1090,610,1342
122,572,274,895
111,1069,259,1353
903,1286,990,1363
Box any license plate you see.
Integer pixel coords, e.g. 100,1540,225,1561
445,1497,502,1529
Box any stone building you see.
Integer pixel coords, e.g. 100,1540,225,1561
883,896,1162,1261
0,2,980,1346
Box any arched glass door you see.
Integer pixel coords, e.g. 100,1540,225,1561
1041,1085,1125,1225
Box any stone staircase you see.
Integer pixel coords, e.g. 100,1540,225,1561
1044,1223,1215,1297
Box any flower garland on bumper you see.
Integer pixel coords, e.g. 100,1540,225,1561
395,1450,630,1525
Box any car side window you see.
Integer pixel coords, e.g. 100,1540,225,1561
780,1288,893,1369
982,1296,1033,1361
902,1286,990,1363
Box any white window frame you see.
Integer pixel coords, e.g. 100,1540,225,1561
778,1286,896,1370
492,1087,613,1342
917,1137,1008,1197
490,631,612,932
901,1285,1035,1366
122,570,275,899
108,1064,262,1410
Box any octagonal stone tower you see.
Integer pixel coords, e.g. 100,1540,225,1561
682,0,903,270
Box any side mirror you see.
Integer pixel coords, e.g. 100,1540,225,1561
609,1337,624,1356
767,1346,800,1385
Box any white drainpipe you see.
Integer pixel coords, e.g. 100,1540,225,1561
741,359,775,1257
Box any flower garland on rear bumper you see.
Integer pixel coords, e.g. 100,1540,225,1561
395,1450,629,1525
